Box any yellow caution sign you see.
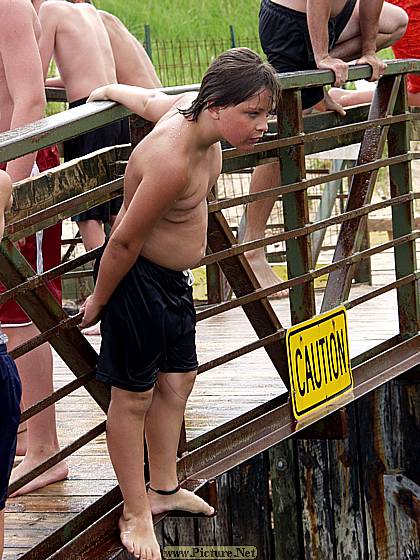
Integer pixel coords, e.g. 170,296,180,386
286,306,353,419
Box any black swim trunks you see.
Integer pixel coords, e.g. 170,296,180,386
259,0,357,109
0,343,21,509
95,250,198,392
64,97,131,223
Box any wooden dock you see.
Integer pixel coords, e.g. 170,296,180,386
3,284,402,559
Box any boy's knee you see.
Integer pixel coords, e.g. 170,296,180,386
111,386,154,415
392,7,408,41
156,371,197,401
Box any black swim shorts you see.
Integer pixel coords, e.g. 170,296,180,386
259,0,357,109
0,344,21,509
96,251,198,392
64,97,130,223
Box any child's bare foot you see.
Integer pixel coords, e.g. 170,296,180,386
119,511,161,559
9,455,68,496
245,249,288,298
148,487,215,516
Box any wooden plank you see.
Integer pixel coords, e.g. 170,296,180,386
270,440,302,560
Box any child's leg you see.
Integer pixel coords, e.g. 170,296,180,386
107,386,161,560
145,371,214,516
243,162,288,295
7,325,68,496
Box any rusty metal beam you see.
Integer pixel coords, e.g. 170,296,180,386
206,206,290,386
322,75,402,311
0,240,110,412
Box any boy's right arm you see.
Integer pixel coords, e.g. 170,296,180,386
87,84,192,123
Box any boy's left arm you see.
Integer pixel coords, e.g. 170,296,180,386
87,84,193,124
80,157,188,328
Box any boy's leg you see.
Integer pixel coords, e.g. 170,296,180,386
107,386,161,559
243,162,288,295
6,325,68,496
145,371,214,515
331,2,408,62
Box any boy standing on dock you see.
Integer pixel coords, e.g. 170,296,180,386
81,48,280,560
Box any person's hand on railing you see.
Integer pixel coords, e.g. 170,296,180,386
80,294,103,329
357,52,387,82
316,55,349,86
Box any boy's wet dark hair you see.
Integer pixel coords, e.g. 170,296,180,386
179,47,280,121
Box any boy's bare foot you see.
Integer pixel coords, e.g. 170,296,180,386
15,426,28,457
148,487,215,516
82,323,101,336
245,249,288,298
9,456,68,496
119,511,161,559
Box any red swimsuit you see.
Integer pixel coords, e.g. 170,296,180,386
388,0,420,93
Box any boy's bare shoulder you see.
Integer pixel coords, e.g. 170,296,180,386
155,91,197,122
130,129,190,185
39,0,65,19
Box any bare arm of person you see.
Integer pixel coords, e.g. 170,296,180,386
307,0,349,86
80,157,188,327
357,0,387,81
0,170,13,241
87,84,192,123
38,3,58,80
0,0,45,182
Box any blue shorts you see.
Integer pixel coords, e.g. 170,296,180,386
0,344,21,509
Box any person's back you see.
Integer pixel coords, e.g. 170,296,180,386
98,10,161,88
39,1,116,102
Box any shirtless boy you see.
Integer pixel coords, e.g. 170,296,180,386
81,48,280,560
0,0,67,497
0,170,22,558
37,0,124,252
243,0,408,293
98,10,162,88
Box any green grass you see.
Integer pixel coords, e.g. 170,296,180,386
94,0,261,42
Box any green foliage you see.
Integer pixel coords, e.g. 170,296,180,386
94,0,260,42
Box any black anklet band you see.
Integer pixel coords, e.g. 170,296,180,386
149,483,181,496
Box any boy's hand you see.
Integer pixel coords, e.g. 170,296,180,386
357,52,387,82
316,55,349,87
87,86,110,103
80,294,104,329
